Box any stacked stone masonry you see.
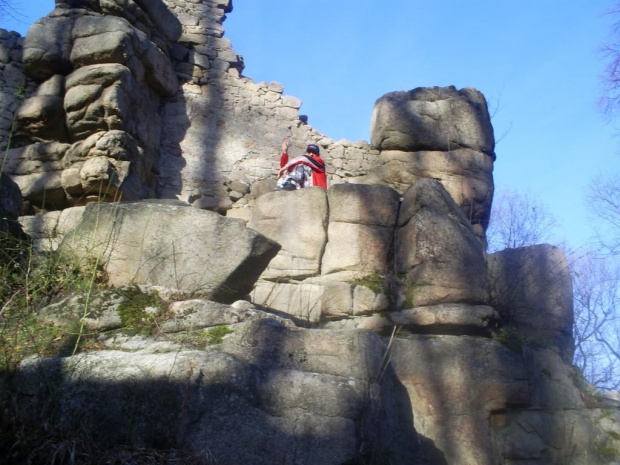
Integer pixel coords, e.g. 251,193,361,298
1,0,495,243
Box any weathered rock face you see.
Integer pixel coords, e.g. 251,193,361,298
488,244,574,361
360,86,496,240
4,0,182,211
323,183,400,276
250,187,328,279
249,181,494,334
395,178,489,308
390,334,530,465
351,148,494,242
2,2,619,465
14,316,421,465
370,86,495,155
59,200,280,302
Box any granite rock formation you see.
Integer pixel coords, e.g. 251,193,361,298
1,1,618,464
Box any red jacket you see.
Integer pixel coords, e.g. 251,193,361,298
280,152,327,190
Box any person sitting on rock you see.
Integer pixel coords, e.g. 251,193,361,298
275,138,327,191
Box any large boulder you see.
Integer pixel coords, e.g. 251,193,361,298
23,1,180,89
250,187,328,280
14,1,180,210
487,244,574,361
370,86,495,156
14,319,421,465
69,15,177,96
59,200,281,303
491,408,620,465
6,130,68,212
390,334,530,465
322,183,400,276
395,178,489,308
22,15,74,81
18,206,85,251
64,64,161,150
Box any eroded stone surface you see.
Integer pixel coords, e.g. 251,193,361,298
488,244,574,361
59,200,280,302
15,319,421,465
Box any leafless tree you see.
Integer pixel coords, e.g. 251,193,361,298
572,253,620,391
587,173,620,255
0,0,25,24
486,188,619,390
600,2,620,118
486,188,558,253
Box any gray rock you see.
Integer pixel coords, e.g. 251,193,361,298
161,298,296,332
351,148,494,237
487,244,574,361
250,187,328,279
19,206,85,252
38,287,128,330
59,200,281,303
14,95,68,142
522,346,585,410
322,184,399,277
23,16,73,81
396,178,489,307
390,334,530,465
14,319,420,464
371,86,495,156
390,303,499,334
491,409,620,465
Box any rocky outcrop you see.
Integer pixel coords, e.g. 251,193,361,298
488,244,574,361
59,200,280,302
250,187,328,280
250,181,491,329
4,0,183,211
357,86,496,241
1,4,496,243
395,178,488,308
370,86,495,155
1,1,618,465
390,334,530,465
14,314,421,465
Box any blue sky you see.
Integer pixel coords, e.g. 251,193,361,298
2,0,619,250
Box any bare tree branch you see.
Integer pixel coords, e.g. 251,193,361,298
486,188,558,253
587,173,620,255
572,254,620,391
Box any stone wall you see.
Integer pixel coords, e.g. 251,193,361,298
1,0,495,242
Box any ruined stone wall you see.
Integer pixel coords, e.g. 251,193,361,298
157,0,381,212
1,0,496,239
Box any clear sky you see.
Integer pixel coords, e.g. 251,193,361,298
2,0,619,250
